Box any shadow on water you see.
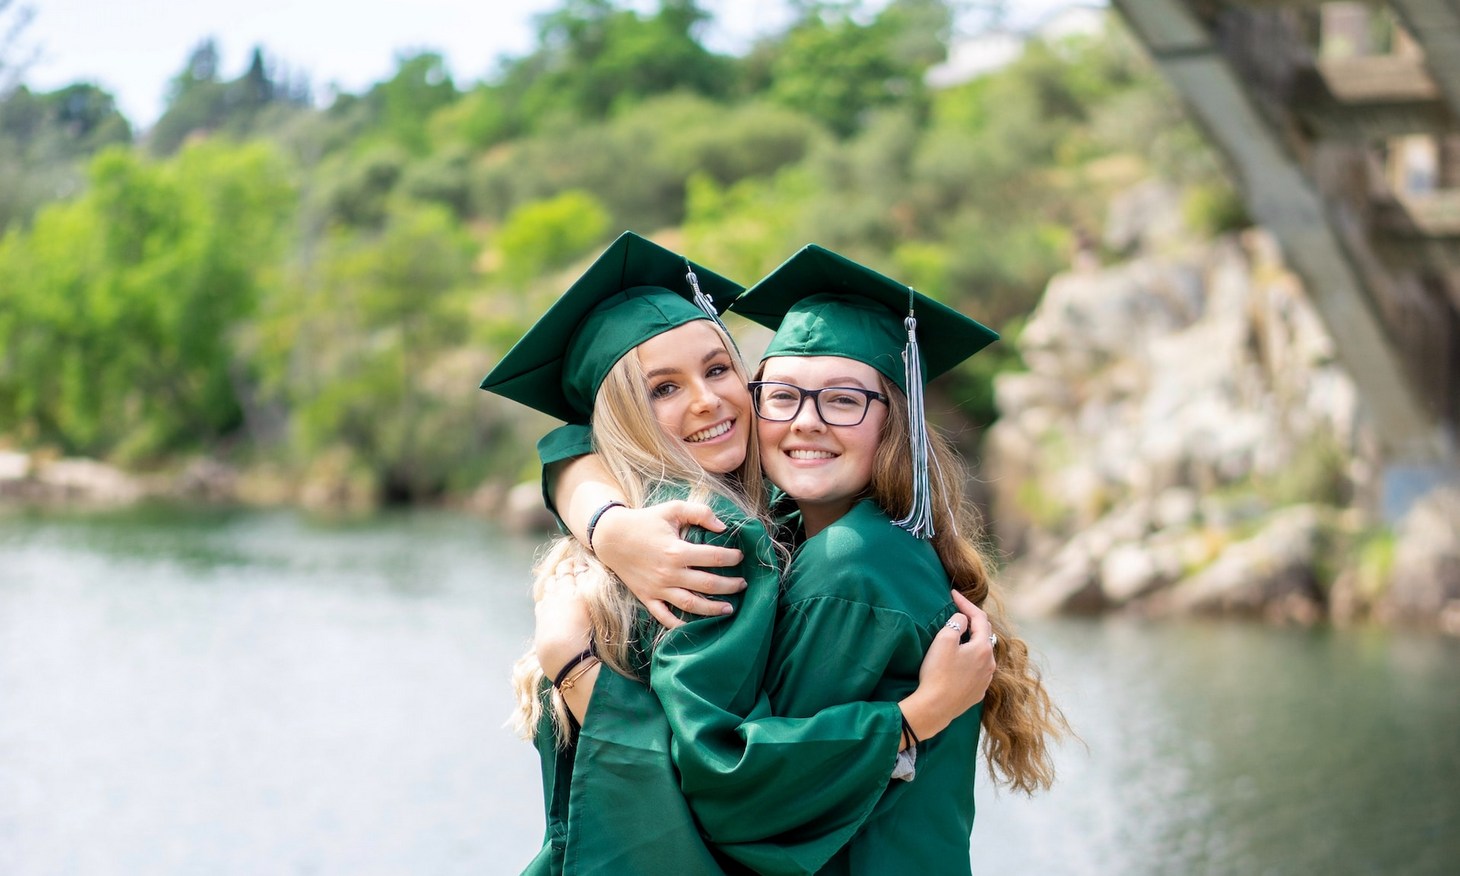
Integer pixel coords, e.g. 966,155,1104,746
2,506,1457,874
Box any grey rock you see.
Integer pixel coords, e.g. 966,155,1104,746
1008,543,1105,616
1100,542,1164,604
1104,180,1188,254
1165,506,1325,618
501,481,557,535
35,458,143,504
1385,487,1460,624
1154,487,1199,529
0,451,29,481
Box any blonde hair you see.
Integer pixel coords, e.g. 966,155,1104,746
512,319,766,744
871,381,1070,794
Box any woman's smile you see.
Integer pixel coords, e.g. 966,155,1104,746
784,447,837,460
686,418,736,444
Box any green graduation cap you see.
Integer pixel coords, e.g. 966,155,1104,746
480,231,743,424
730,244,998,538
732,244,998,389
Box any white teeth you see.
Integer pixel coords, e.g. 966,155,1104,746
788,449,836,460
687,421,732,443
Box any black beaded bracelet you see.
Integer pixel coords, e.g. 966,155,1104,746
552,646,598,690
585,500,627,553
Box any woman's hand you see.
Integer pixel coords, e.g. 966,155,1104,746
533,558,595,679
591,501,746,629
897,590,997,747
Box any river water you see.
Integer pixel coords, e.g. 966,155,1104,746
1,505,1456,875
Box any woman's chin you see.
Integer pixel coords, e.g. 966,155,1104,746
692,445,747,476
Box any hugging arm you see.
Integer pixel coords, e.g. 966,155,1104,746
528,532,990,873
539,425,746,628
639,525,993,873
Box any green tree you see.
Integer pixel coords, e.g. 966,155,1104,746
248,202,476,500
151,42,309,155
368,51,457,154
768,0,944,136
471,93,823,231
496,190,611,284
0,82,131,231
427,85,512,151
497,0,734,128
0,141,294,459
313,143,409,228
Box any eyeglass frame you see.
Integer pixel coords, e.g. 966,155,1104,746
747,380,890,427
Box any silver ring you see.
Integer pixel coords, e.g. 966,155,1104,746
989,633,998,647
945,619,962,632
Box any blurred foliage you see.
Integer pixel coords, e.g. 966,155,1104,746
243,202,482,502
0,83,131,231
0,0,38,96
150,42,313,157
496,190,612,284
0,141,293,461
492,0,735,130
1182,180,1249,237
0,0,1237,503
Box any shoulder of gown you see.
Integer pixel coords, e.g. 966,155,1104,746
784,498,949,617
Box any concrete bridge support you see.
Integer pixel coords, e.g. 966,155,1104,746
1112,0,1458,516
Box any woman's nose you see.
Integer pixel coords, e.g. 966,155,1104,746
791,395,826,431
689,380,720,413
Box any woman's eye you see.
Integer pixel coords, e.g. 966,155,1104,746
706,364,730,379
826,393,861,407
765,389,798,403
650,382,677,400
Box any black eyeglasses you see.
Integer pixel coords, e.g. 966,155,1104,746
748,381,889,427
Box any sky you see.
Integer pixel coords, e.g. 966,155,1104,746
17,0,1080,131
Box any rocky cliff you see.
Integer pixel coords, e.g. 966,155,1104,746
988,182,1460,634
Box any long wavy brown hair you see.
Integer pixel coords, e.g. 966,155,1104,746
872,382,1070,794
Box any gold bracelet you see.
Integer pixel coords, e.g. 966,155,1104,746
558,656,600,692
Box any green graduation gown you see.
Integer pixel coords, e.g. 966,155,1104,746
523,667,732,875
758,498,982,875
523,466,908,875
646,498,908,875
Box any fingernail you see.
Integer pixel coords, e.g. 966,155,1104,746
721,603,734,615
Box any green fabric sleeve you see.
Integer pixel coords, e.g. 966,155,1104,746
648,514,906,875
535,424,595,534
526,682,572,875
762,595,934,716
537,424,595,467
564,668,730,875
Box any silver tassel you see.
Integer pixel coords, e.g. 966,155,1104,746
685,261,739,355
892,293,935,539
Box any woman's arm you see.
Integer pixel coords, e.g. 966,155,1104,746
536,570,987,747
532,556,601,723
898,591,996,742
545,452,747,627
645,490,1002,871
